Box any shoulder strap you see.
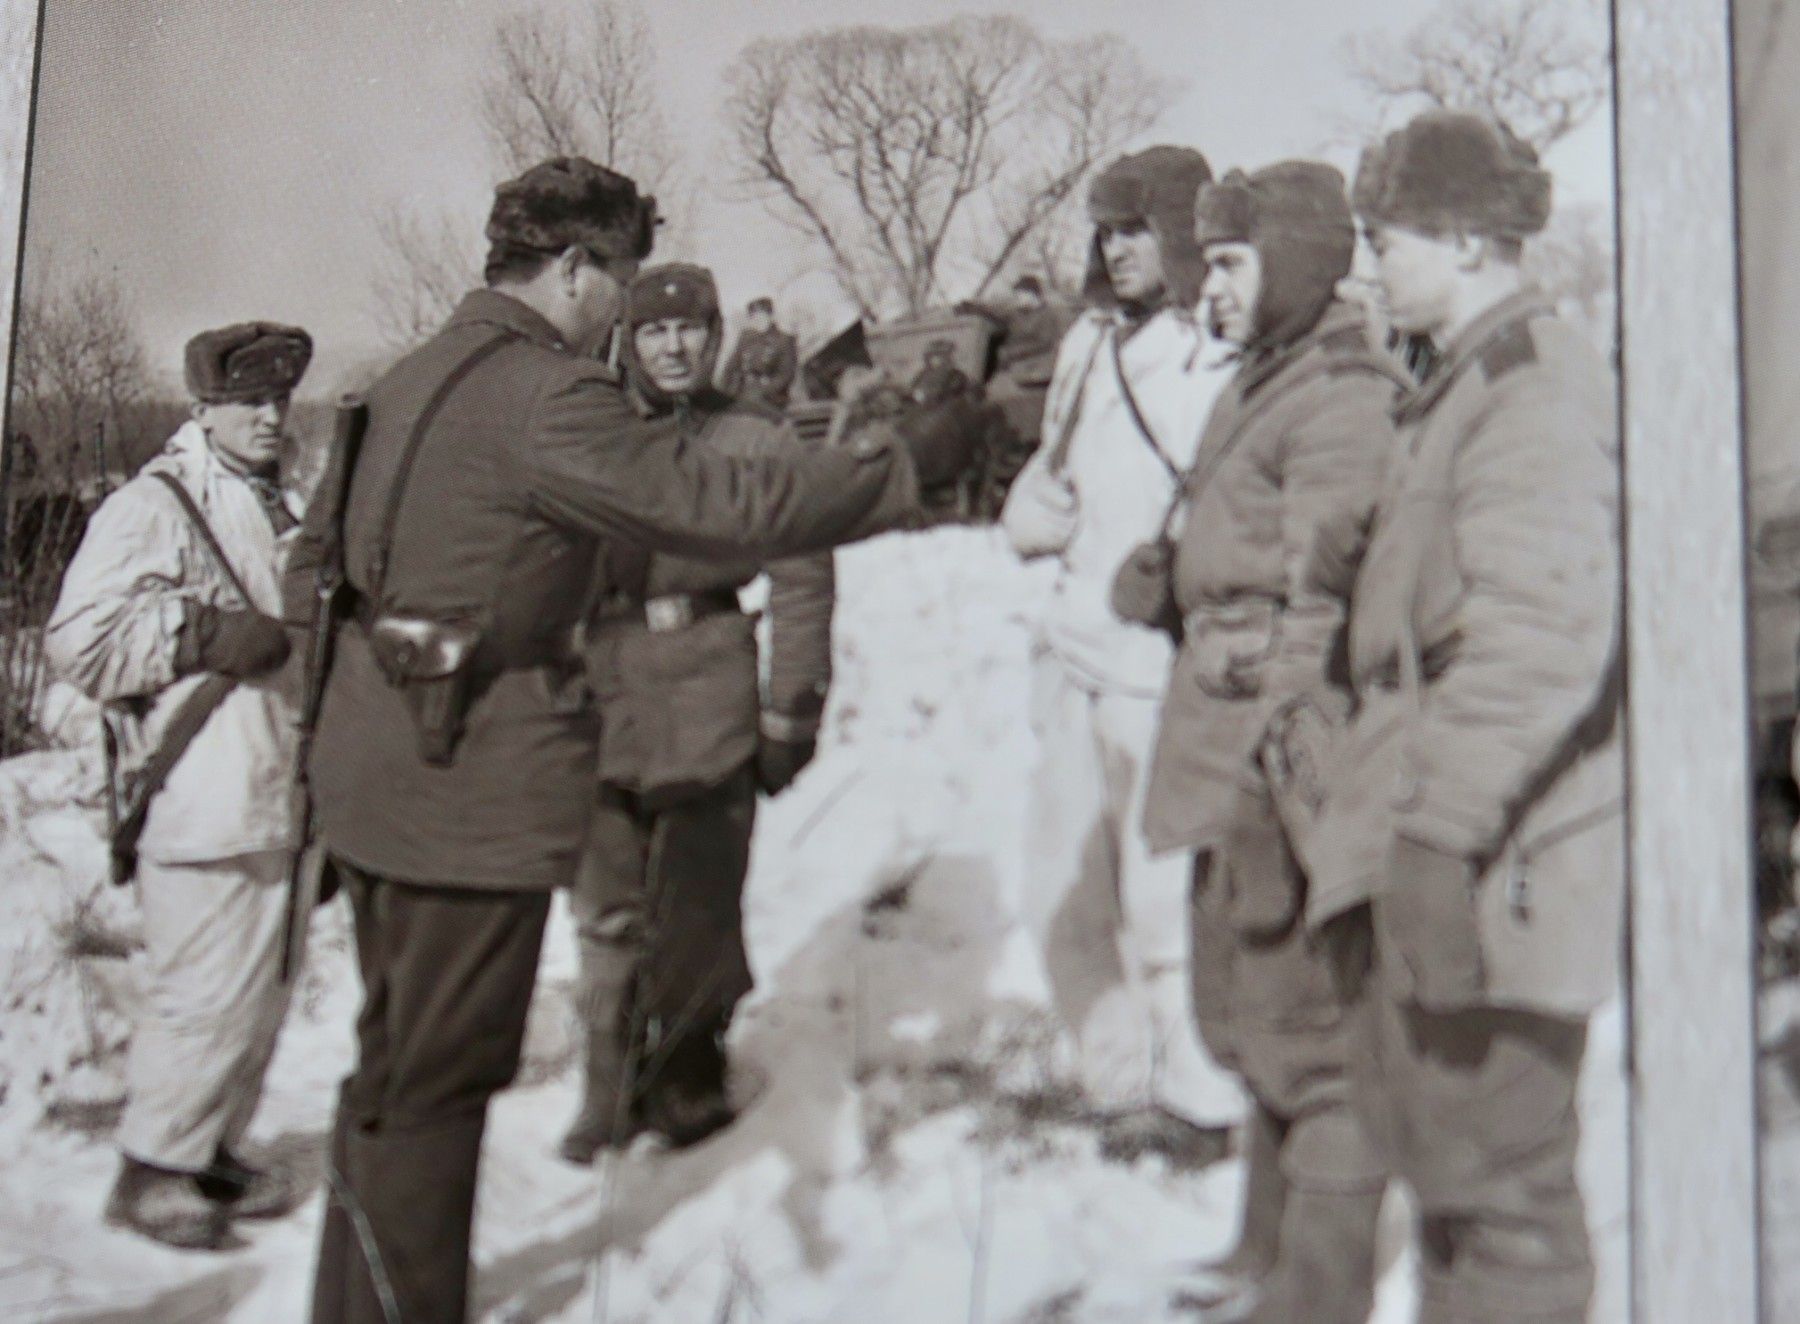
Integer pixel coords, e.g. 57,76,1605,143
367,330,516,605
147,472,254,605
1043,326,1107,476
1108,330,1183,483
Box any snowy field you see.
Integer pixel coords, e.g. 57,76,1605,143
0,526,1630,1323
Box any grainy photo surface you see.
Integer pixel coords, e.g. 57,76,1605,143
0,1,1719,1322
1735,1,1800,1319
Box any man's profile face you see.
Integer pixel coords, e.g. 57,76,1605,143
1200,241,1262,345
1098,219,1167,304
1363,223,1460,337
635,315,712,394
194,394,288,474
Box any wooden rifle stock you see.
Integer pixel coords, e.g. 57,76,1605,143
281,395,370,982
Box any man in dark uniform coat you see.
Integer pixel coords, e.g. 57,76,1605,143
559,262,836,1160
719,295,799,409
290,156,978,1324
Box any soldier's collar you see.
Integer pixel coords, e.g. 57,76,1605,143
447,289,571,351
1236,300,1365,398
1393,287,1555,426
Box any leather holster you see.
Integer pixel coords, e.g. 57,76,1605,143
367,614,484,766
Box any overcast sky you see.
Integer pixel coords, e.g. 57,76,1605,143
20,0,1615,397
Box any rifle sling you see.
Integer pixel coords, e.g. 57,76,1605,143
1108,329,1184,483
366,330,516,607
109,472,265,881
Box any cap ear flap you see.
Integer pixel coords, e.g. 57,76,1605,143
633,196,659,259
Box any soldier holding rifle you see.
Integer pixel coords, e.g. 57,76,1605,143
287,155,981,1324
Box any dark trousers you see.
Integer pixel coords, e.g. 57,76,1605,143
1350,950,1593,1324
311,862,550,1324
572,768,757,1071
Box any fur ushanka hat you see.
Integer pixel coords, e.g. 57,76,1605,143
1194,160,1356,349
485,156,659,265
183,322,312,403
1082,145,1213,311
1352,110,1552,241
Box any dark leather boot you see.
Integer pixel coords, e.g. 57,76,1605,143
104,1156,234,1252
559,938,644,1165
197,1144,301,1219
1244,1187,1383,1324
1172,1106,1286,1317
639,1020,736,1149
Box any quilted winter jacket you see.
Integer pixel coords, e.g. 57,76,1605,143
45,422,303,864
1308,291,1624,1017
587,393,835,797
1142,303,1407,853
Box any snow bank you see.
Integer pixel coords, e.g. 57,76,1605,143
0,527,1631,1322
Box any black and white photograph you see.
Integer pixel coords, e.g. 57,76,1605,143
0,0,1764,1320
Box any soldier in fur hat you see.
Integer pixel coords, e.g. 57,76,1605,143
1309,111,1623,1324
999,146,1244,1162
557,262,836,1159
47,321,315,1250
293,155,980,1323
719,295,800,409
1115,160,1408,1324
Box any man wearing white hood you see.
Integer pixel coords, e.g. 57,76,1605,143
47,322,312,1251
1000,146,1242,1158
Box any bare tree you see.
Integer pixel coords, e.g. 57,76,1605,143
368,205,480,350
11,260,150,479
480,2,676,193
369,0,683,348
723,17,1176,319
1342,0,1610,152
1523,201,1614,347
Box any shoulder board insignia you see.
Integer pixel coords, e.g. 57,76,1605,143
1479,321,1538,384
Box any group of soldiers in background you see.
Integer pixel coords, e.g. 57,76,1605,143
43,97,1619,1324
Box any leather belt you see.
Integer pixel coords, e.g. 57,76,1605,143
346,590,576,670
592,587,741,634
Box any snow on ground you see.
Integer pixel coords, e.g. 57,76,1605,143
1760,980,1800,1322
0,525,1630,1322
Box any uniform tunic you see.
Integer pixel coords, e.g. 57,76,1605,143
294,290,914,893
1314,288,1622,1323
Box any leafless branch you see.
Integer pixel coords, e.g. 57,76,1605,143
723,17,1177,317
1343,0,1609,152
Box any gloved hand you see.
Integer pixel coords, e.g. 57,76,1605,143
891,393,986,489
1382,835,1486,1012
755,735,817,796
999,461,1079,558
178,604,292,679
1110,538,1180,635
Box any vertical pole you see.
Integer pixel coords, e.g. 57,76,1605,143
1616,0,1761,1320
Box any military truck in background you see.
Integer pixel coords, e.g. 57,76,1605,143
786,299,1075,522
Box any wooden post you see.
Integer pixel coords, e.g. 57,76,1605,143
1616,0,1762,1319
